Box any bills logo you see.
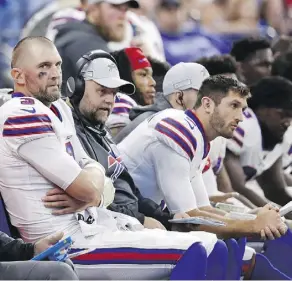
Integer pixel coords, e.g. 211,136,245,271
107,152,124,182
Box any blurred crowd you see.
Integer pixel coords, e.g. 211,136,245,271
0,0,292,88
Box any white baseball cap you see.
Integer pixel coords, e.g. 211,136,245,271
87,0,139,8
82,57,135,95
163,62,210,96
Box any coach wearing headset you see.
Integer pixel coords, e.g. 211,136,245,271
46,49,186,230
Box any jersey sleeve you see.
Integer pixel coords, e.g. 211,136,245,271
191,170,211,208
152,116,197,161
148,141,197,214
1,97,55,152
227,109,261,159
18,136,81,190
210,137,227,174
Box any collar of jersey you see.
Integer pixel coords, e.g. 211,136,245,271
11,92,62,122
12,92,25,98
185,109,210,159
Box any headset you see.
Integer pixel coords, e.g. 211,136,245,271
66,49,118,101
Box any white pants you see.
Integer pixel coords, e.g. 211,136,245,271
69,209,218,280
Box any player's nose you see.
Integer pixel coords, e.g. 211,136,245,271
236,110,243,123
50,65,61,79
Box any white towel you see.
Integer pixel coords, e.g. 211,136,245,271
75,207,117,237
75,207,144,237
102,177,115,208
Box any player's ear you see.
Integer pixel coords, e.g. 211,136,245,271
201,97,214,114
11,68,25,85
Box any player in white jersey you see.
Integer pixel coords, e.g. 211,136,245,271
202,137,236,201
282,126,292,174
118,75,287,239
225,76,292,208
203,137,254,209
0,36,229,280
106,92,137,134
118,75,292,279
197,55,257,209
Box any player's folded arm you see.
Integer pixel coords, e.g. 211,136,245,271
16,135,101,203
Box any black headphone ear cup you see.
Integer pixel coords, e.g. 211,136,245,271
74,76,85,96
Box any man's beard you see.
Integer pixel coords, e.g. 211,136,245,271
210,109,230,138
96,22,125,42
32,86,61,106
84,108,109,127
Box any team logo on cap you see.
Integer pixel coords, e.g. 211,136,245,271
138,58,147,63
108,63,117,72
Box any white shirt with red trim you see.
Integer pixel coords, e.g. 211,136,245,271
118,108,211,214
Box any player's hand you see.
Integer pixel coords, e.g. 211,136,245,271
34,232,64,256
255,204,287,240
173,213,190,219
209,192,239,204
247,207,261,215
42,187,89,215
143,217,166,230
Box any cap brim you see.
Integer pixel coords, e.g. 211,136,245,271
107,0,139,8
93,77,136,95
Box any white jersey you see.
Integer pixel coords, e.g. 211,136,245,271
226,107,283,181
0,93,88,242
282,125,292,173
118,108,211,214
106,93,137,129
202,137,227,196
46,7,86,41
0,94,218,279
210,137,227,175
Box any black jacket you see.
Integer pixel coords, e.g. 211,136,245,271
114,93,172,143
54,20,110,93
72,109,174,229
0,232,34,262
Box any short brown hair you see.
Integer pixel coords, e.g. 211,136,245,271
194,75,250,109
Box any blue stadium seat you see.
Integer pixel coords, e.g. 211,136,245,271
0,195,11,236
206,240,228,280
